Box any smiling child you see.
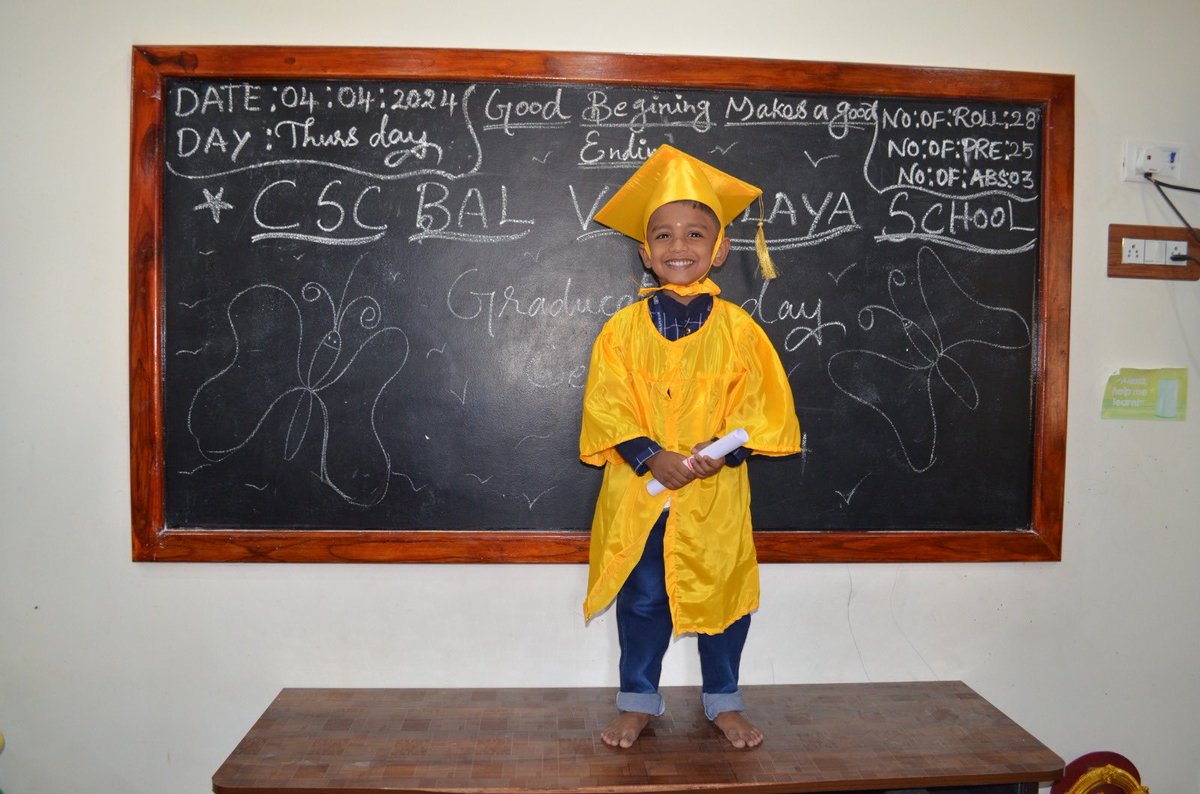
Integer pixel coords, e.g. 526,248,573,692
579,145,801,749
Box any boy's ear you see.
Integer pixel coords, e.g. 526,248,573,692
638,243,652,269
710,236,732,269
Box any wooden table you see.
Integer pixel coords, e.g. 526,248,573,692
212,681,1062,793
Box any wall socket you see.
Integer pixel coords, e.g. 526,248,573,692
1121,236,1189,265
1122,237,1144,263
1109,223,1199,280
1123,139,1183,182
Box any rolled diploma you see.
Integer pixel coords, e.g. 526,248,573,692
646,427,750,496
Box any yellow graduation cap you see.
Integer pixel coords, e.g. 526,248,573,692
593,144,777,279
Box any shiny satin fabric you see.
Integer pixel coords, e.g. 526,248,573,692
579,298,801,635
591,144,760,246
637,276,722,298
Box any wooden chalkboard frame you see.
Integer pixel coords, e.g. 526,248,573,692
130,45,1072,563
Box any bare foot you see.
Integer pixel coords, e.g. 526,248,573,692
713,711,763,749
601,711,652,748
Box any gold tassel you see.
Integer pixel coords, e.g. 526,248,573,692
755,197,777,280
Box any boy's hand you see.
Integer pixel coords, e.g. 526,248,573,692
645,450,696,491
688,439,726,479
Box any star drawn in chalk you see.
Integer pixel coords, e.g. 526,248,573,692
194,187,234,223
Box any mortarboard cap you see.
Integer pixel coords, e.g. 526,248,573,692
593,145,777,279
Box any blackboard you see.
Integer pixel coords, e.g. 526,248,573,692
130,47,1073,563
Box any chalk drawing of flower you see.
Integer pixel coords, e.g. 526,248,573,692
186,262,409,506
827,246,1031,473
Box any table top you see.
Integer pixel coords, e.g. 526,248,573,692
213,681,1063,793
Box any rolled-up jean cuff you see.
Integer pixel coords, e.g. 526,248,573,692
702,690,744,721
616,691,666,716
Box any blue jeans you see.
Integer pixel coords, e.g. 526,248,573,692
615,511,750,720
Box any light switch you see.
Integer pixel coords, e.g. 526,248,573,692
1145,239,1167,264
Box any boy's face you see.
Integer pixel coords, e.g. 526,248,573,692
638,201,730,292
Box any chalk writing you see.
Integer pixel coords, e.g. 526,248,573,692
581,90,713,133
167,83,482,177
250,178,388,245
483,87,571,135
410,182,534,243
742,281,846,352
445,269,637,338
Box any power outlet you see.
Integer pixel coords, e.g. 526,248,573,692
1123,139,1183,183
1122,237,1144,263
1110,223,1200,280
1166,240,1189,265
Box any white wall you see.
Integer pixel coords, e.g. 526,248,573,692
2,0,1198,791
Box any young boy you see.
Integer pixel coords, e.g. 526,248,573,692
579,146,801,749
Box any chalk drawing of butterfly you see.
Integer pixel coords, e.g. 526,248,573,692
186,262,410,506
827,246,1031,473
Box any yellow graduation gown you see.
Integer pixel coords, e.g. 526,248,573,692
579,297,801,635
